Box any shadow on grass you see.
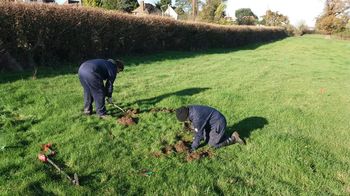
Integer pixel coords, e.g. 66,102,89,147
134,87,210,106
25,181,55,195
79,170,105,186
0,40,282,84
108,87,210,116
213,181,225,196
0,107,41,133
124,41,270,67
227,116,269,139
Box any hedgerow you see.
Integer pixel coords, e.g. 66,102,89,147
0,2,287,70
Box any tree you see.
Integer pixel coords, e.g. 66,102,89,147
175,6,188,20
294,20,310,36
214,2,226,22
260,10,289,26
199,0,229,24
101,0,138,12
316,15,348,34
83,0,103,7
235,8,258,25
83,0,138,13
175,0,193,19
156,0,172,12
175,0,192,12
316,0,350,34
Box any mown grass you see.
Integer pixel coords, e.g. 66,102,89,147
1,35,350,195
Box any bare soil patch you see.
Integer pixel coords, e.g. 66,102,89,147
117,109,139,126
154,135,213,162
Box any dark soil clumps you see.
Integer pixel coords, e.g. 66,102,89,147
117,109,139,126
117,116,136,126
186,150,213,162
161,145,174,155
154,136,214,162
174,140,190,153
126,109,139,115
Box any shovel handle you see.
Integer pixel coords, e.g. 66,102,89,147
112,103,125,113
47,158,73,182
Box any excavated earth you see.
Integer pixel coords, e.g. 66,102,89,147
117,109,139,126
154,136,214,162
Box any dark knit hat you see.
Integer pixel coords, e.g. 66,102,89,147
176,106,189,122
108,59,124,71
115,59,124,71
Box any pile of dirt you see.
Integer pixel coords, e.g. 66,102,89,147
174,140,190,153
154,138,213,162
117,109,139,126
161,145,174,155
126,109,139,116
186,150,213,162
150,108,175,113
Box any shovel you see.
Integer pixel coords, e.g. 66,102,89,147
38,143,79,185
38,154,79,185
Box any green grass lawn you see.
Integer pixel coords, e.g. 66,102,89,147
1,35,350,195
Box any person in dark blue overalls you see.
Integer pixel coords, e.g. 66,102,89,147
78,59,124,118
176,105,244,152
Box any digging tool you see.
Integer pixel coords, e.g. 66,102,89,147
38,154,79,185
38,143,79,185
106,97,125,113
110,102,125,113
42,143,56,156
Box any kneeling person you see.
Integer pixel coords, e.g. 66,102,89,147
176,105,244,152
78,58,124,117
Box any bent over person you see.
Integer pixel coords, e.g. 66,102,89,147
176,105,244,152
78,59,124,118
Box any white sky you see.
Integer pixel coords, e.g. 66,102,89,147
56,0,326,27
226,0,325,27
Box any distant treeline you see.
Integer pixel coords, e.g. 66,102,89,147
0,2,288,71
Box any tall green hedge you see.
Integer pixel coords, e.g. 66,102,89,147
0,2,287,70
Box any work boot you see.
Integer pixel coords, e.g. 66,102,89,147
99,115,110,119
231,132,245,145
83,109,92,115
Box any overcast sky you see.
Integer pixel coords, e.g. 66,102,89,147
56,0,326,27
226,0,325,27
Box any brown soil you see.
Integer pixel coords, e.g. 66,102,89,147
161,145,174,155
152,152,162,158
186,150,213,162
154,138,214,162
117,116,136,126
174,140,190,153
117,108,139,126
126,109,139,116
150,108,175,113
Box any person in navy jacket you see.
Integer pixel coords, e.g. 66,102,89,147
78,59,124,118
176,105,244,152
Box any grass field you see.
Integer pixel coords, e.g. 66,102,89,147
1,35,350,195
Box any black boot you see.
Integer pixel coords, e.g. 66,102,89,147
214,137,234,149
231,132,245,145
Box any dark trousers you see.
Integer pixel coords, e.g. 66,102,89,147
78,69,106,116
208,119,229,148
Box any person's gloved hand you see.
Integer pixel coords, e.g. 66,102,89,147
106,97,113,104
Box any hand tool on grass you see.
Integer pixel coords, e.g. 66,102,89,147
38,143,79,186
112,103,125,113
106,97,125,113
